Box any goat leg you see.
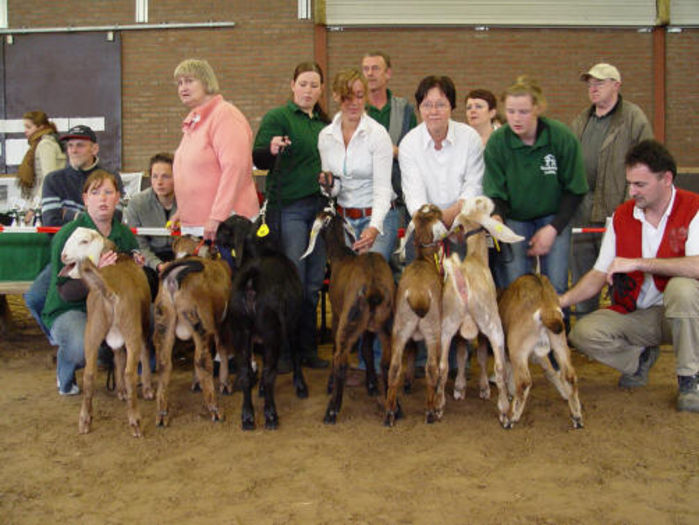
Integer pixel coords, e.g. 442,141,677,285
261,346,279,429
124,338,143,438
113,347,127,401
193,333,222,422
154,313,176,428
384,336,408,427
360,332,379,397
324,350,349,425
453,337,468,400
476,337,491,400
547,335,583,429
402,340,417,394
504,352,532,429
79,338,100,435
139,340,154,401
424,338,441,424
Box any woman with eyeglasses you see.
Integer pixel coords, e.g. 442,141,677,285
483,75,588,295
398,75,484,230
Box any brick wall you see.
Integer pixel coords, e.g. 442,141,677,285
8,2,698,169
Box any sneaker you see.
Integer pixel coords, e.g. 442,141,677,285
618,346,660,388
677,374,699,413
59,383,80,396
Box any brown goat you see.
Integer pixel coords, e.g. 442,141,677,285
60,227,152,438
385,204,449,426
153,250,233,427
442,196,524,426
498,273,583,429
302,206,395,424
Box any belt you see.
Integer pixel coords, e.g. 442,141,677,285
337,205,372,219
336,200,397,220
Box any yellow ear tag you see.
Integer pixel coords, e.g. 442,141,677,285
165,220,172,228
495,224,503,233
256,223,269,237
493,237,501,252
88,253,98,264
230,248,236,258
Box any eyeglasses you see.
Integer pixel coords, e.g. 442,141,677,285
420,101,450,111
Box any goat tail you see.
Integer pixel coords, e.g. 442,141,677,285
531,273,564,334
79,258,116,300
406,289,432,319
161,259,205,297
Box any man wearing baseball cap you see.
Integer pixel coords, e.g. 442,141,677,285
25,125,124,343
569,63,653,318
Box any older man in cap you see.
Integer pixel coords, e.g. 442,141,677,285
24,124,123,342
569,63,653,317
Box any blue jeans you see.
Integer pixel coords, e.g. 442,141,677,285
269,195,326,358
345,208,400,371
493,214,571,295
50,309,87,392
23,264,53,343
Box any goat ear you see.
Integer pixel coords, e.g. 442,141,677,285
431,221,448,242
300,216,326,260
395,219,415,261
342,218,357,245
444,254,468,304
481,216,525,244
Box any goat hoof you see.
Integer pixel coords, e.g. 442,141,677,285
383,412,396,427
142,386,155,400
130,419,142,438
403,380,413,394
295,381,309,399
219,382,233,396
191,382,202,393
425,411,437,424
258,383,266,398
78,415,92,435
117,389,127,401
264,417,279,430
323,410,337,425
156,410,169,427
241,418,255,431
453,388,465,400
367,383,379,397
571,417,584,429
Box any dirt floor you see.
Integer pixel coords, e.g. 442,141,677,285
0,294,698,525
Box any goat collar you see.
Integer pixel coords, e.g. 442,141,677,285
193,238,208,256
463,225,486,240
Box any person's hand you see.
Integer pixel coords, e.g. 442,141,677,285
352,226,379,254
605,257,639,285
166,211,180,232
203,218,221,242
318,171,334,187
157,262,167,274
132,251,145,267
270,135,291,155
527,224,557,256
98,250,118,268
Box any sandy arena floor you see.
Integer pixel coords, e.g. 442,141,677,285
0,294,697,524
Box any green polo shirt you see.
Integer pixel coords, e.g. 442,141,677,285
253,101,327,207
483,117,588,221
366,89,418,134
42,213,138,329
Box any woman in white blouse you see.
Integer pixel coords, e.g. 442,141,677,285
318,68,395,261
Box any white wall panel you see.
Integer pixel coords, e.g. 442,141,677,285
322,1,657,27
671,0,699,25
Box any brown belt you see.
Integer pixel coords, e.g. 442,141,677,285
336,200,397,220
337,205,372,219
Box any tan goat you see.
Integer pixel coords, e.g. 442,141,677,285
153,241,233,427
60,227,152,438
442,196,524,426
385,204,449,426
498,273,583,429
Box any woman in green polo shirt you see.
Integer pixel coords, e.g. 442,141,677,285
252,61,330,370
483,76,588,295
42,170,140,395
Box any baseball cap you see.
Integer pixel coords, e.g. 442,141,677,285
580,63,621,82
60,125,97,143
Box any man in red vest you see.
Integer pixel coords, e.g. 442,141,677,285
560,140,699,412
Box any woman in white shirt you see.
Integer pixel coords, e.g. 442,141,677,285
318,69,395,261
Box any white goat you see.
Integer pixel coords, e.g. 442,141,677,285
60,227,152,438
441,196,524,427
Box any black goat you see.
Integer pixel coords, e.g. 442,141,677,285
302,206,394,424
216,215,309,430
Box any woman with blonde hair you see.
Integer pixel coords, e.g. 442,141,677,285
18,110,66,212
171,58,259,240
483,76,588,295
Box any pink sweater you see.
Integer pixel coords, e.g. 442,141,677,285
174,94,259,227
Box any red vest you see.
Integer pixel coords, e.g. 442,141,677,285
610,188,699,313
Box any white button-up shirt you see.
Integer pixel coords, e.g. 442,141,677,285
318,112,394,232
595,186,699,308
398,119,484,216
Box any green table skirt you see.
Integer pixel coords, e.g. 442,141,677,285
0,233,51,281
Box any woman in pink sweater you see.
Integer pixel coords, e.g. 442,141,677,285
172,59,259,240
